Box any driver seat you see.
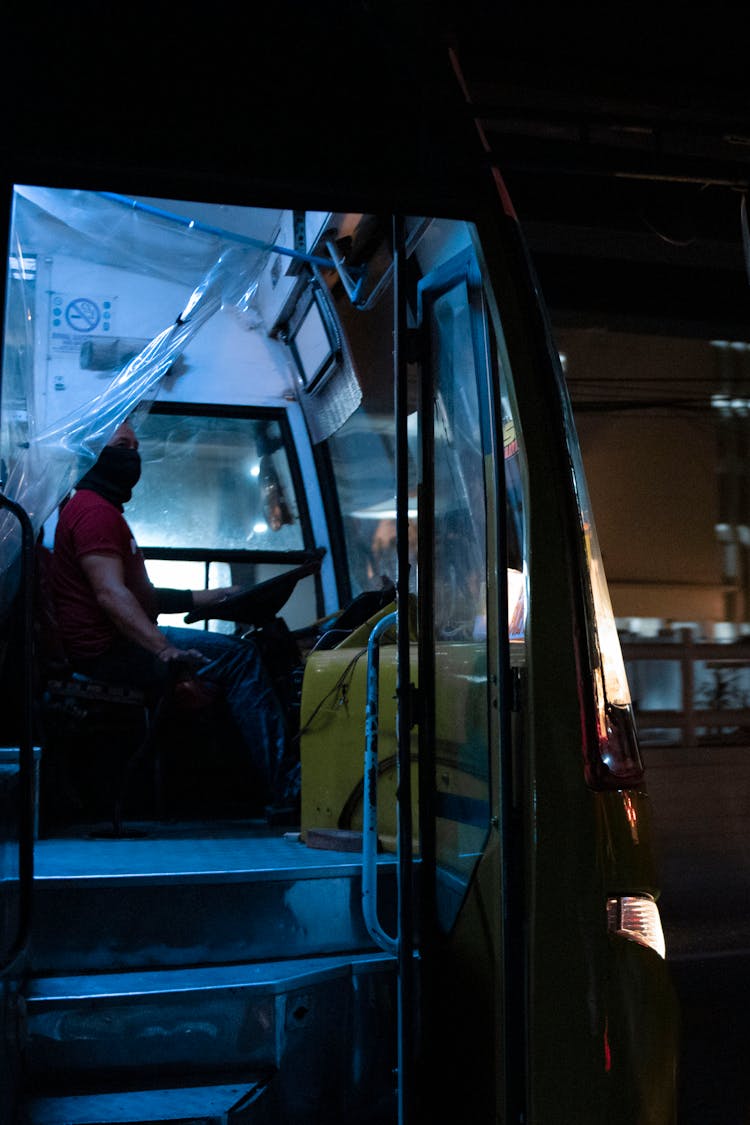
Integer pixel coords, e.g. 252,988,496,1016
33,543,170,835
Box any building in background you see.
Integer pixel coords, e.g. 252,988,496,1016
561,328,744,635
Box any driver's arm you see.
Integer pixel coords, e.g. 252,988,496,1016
80,553,192,664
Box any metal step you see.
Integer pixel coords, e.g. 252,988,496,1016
30,830,397,974
26,952,397,1097
24,1077,276,1124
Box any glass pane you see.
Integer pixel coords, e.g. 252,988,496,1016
626,659,681,711
428,279,490,930
694,660,750,710
326,407,418,597
125,413,304,551
0,254,34,484
294,299,333,385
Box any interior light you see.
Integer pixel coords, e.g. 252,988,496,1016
249,464,260,478
253,521,268,534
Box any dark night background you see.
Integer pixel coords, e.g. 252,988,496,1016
5,4,750,1122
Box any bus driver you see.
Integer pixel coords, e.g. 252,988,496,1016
50,420,298,817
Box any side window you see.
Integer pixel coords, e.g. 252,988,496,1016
324,412,417,598
431,283,488,645
0,253,35,486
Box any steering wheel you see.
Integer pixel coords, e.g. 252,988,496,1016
183,557,322,627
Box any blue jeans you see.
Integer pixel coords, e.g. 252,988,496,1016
72,625,294,807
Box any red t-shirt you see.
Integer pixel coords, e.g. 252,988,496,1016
52,489,158,660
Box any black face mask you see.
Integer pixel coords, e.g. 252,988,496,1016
77,446,142,509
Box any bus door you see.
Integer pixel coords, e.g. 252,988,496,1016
357,228,510,1122
410,243,514,1121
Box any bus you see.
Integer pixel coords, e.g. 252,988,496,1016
0,11,678,1124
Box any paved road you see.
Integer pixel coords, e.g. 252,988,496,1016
659,851,750,1123
647,744,750,1121
669,951,750,1125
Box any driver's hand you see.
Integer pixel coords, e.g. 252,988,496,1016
214,584,243,601
191,585,243,609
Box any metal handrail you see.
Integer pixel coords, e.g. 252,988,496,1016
362,610,399,956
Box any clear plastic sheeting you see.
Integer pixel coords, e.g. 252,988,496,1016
13,187,276,288
0,188,277,607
